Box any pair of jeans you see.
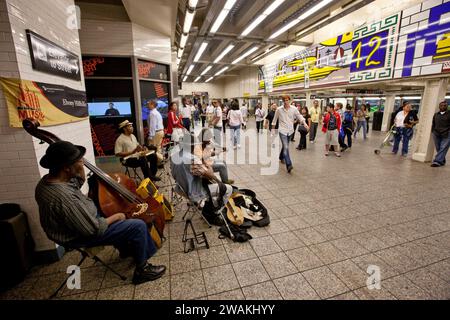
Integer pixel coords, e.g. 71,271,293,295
339,128,352,149
298,131,307,149
66,219,156,267
354,120,367,139
230,125,241,146
256,121,263,133
392,127,412,155
213,127,222,147
212,160,229,182
432,132,450,165
309,122,318,141
279,133,292,168
182,118,191,131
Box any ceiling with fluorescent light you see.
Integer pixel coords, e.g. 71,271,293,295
176,0,375,83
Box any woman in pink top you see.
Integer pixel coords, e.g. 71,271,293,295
227,100,244,149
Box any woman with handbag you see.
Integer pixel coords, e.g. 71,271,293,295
322,103,342,157
297,107,311,150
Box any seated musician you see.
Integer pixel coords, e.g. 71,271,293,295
170,133,233,225
115,120,161,182
195,128,234,185
35,141,166,284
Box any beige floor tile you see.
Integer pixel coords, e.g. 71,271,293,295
273,273,319,300
202,264,240,296
286,247,324,272
242,281,283,300
302,266,349,299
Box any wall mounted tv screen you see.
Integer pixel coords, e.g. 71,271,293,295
88,100,132,117
142,97,169,121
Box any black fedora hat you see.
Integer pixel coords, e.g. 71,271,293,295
40,141,86,169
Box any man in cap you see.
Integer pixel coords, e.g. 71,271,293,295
35,141,166,284
115,120,160,181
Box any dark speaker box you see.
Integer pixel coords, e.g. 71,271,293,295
0,204,35,290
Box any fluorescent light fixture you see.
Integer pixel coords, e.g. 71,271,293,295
180,33,188,48
183,9,195,34
241,0,285,36
298,0,333,20
269,19,300,39
194,76,201,82
183,75,188,82
187,64,195,75
213,44,235,63
251,45,279,61
177,47,184,58
215,66,229,76
232,46,259,64
201,65,212,76
194,42,208,62
210,0,237,33
205,77,214,82
188,0,198,9
296,15,330,38
269,0,333,39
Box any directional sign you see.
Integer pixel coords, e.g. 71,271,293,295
26,30,81,81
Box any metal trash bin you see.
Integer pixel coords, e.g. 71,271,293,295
0,203,35,291
372,111,383,131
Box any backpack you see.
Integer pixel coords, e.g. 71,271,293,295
218,223,253,242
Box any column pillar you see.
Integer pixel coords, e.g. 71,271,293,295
305,91,312,109
412,78,448,162
261,95,269,113
381,94,395,132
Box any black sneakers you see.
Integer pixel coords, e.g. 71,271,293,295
133,263,166,285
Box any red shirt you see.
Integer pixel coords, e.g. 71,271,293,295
167,111,184,134
322,111,342,133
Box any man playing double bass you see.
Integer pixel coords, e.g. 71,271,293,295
35,141,166,285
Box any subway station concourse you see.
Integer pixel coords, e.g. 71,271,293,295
0,0,449,303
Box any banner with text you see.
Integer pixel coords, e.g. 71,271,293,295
0,78,88,127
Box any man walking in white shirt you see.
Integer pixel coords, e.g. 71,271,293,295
272,96,309,173
180,97,192,132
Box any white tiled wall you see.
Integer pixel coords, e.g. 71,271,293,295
79,19,133,56
0,0,95,252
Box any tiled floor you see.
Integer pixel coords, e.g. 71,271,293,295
1,123,449,300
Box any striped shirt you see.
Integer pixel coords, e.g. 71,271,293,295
35,176,108,244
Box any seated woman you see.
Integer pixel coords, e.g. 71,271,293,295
35,141,166,285
115,120,160,182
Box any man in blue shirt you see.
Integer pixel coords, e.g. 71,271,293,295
147,100,165,164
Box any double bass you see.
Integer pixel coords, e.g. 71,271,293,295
23,119,166,246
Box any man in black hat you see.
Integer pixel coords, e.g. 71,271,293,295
35,141,166,284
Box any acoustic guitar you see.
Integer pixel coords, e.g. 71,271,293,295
226,197,244,226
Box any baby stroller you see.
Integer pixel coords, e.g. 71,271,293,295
374,125,397,155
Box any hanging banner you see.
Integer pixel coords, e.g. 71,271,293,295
0,78,88,128
258,0,450,91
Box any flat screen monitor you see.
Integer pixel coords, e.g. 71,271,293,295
142,97,169,121
88,101,132,117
